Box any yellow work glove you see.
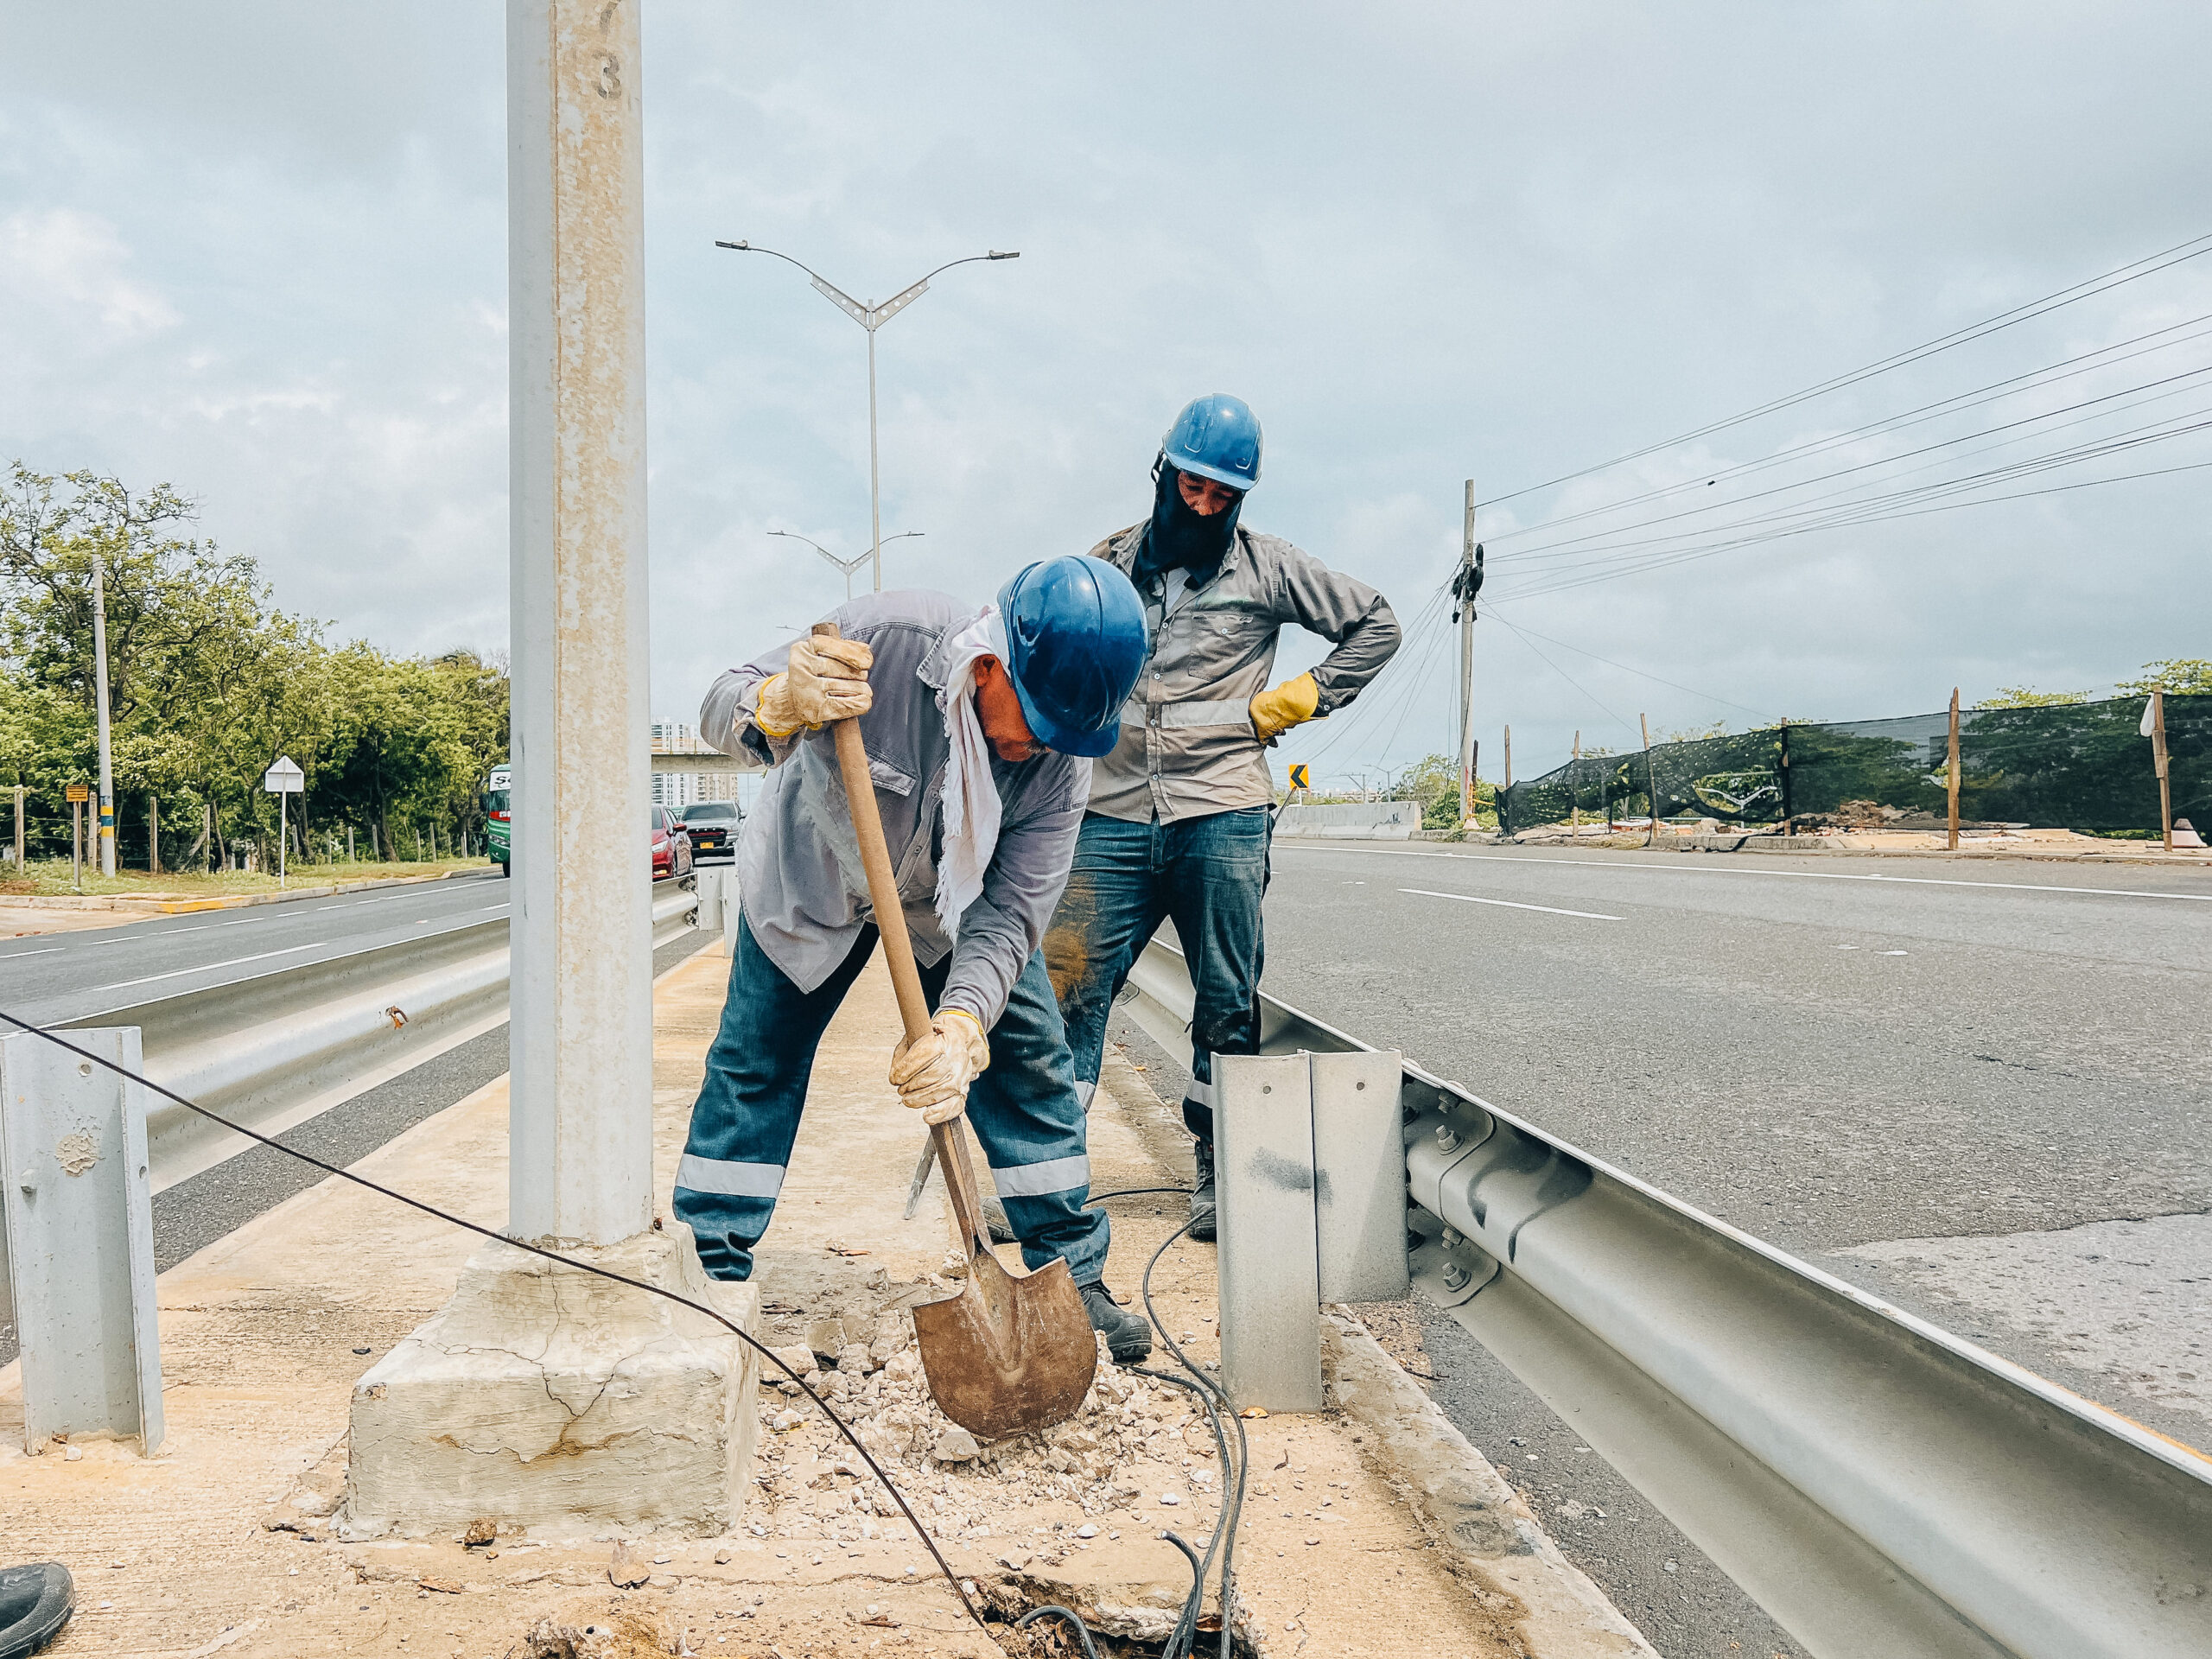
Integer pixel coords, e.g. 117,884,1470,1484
888,1008,992,1126
755,636,874,737
1249,671,1320,742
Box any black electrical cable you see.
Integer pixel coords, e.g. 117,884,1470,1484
1135,1217,1251,1659
1083,1185,1193,1204
0,1007,994,1635
1014,1604,1103,1659
1484,308,2212,545
1478,227,2212,510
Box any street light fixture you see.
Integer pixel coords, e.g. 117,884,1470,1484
768,528,925,601
715,239,1018,592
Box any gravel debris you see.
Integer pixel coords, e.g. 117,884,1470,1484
749,1313,1225,1549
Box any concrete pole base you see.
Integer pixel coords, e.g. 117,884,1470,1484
342,1224,758,1539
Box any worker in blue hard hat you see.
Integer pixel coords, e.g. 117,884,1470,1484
1046,394,1402,1243
675,557,1160,1362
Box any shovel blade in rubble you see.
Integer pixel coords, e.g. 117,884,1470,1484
912,1243,1097,1440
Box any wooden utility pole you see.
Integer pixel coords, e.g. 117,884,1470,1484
1946,689,1961,851
1642,712,1658,847
1454,480,1480,825
1570,732,1581,834
2147,690,2172,852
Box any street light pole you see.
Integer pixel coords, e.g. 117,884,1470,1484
768,528,923,601
715,241,1018,590
91,550,116,876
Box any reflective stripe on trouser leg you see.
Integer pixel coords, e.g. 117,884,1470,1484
673,912,877,1281
954,948,1110,1286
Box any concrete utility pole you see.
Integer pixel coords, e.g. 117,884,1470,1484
1454,480,1480,823
506,0,654,1246
91,551,116,876
349,12,755,1541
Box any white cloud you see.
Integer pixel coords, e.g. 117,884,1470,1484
0,207,178,338
3,2,2209,790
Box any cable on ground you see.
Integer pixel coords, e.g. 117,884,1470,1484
0,1007,993,1635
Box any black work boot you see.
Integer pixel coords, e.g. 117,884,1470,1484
1187,1135,1217,1243
1080,1281,1154,1365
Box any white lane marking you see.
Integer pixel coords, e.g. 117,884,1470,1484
480,903,509,912
0,946,65,961
1400,887,1623,921
83,943,326,995
1284,844,2212,903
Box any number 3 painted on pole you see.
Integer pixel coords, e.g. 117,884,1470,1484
597,53,621,99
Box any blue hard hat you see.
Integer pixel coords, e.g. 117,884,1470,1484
1160,394,1262,493
996,556,1149,759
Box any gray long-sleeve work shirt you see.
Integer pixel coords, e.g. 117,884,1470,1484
1083,522,1401,822
699,589,1090,1031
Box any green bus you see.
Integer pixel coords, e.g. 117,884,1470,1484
486,764,512,875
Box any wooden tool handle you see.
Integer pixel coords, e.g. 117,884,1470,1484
814,623,992,1256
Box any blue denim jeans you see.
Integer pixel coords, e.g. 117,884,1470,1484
1046,807,1271,1143
673,913,1108,1285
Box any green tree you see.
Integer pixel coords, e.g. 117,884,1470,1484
1975,686,2089,709
2116,659,2212,697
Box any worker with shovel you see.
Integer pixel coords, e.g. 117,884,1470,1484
1047,394,1401,1243
674,557,1159,1366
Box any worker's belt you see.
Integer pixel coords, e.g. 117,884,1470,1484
1122,697,1251,731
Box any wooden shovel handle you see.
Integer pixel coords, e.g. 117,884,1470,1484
814,623,992,1257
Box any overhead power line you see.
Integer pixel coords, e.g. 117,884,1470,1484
1483,309,2212,547
1477,228,2212,512
1500,362,2212,564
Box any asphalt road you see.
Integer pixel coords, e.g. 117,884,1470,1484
1118,840,2212,1659
1,868,515,1028
0,874,713,1370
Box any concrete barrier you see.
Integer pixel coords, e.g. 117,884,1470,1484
1274,800,1421,839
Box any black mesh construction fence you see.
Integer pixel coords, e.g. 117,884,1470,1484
1497,695,2209,837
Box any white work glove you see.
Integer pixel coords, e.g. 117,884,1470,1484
889,1009,991,1126
755,636,874,736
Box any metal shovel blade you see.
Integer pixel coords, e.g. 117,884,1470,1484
912,1247,1097,1440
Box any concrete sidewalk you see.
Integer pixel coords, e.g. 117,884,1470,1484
1,946,1649,1657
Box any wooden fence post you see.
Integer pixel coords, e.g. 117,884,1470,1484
1570,731,1580,836
2149,690,2172,852
1947,689,1961,852
1642,713,1657,847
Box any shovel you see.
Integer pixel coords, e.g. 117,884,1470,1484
816,624,1097,1440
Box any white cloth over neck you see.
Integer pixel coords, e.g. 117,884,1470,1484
935,606,1008,942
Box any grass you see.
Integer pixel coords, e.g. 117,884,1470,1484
0,855,495,899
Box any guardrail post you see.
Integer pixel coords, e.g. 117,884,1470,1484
693,867,726,944
1310,1049,1409,1302
0,1028,164,1455
1215,1053,1324,1410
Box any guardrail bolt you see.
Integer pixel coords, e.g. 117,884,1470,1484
1441,1261,1471,1291
1433,1122,1461,1153
1440,1226,1462,1248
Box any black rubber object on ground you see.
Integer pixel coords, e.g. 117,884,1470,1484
0,1562,73,1659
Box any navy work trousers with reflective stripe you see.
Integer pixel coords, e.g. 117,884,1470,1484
673,913,1107,1285
1046,806,1270,1145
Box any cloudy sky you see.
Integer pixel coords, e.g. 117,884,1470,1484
4,3,2208,788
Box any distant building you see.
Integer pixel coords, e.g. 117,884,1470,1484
652,720,745,809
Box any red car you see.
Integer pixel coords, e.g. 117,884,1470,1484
650,805,694,881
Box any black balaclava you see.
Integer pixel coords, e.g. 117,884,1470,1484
1137,459,1243,585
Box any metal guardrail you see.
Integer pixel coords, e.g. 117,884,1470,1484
56,883,701,1191
1120,936,2212,1659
